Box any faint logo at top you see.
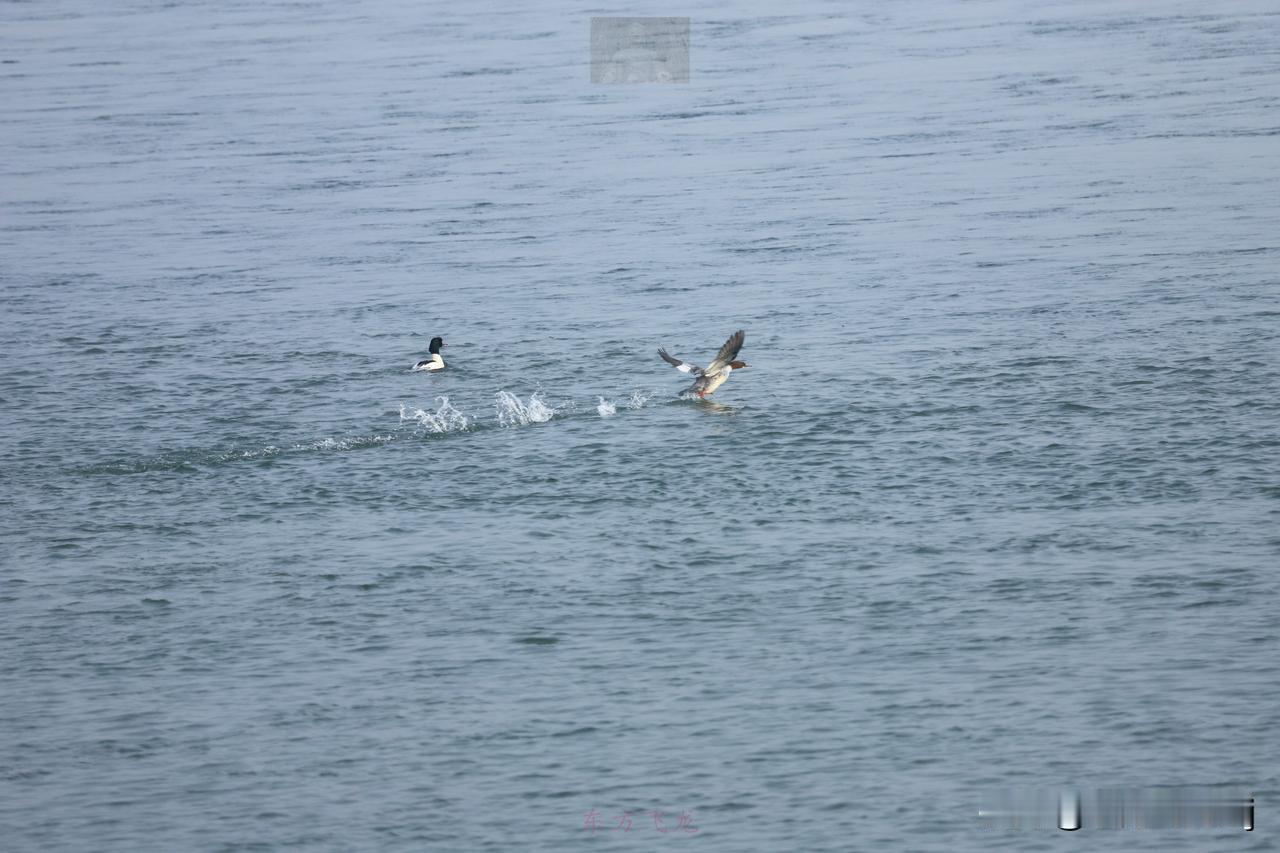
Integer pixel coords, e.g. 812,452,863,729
591,17,690,84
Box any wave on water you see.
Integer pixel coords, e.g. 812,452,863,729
495,391,556,427
596,397,617,417
399,397,471,433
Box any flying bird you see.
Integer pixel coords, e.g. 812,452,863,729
412,336,447,372
658,329,748,399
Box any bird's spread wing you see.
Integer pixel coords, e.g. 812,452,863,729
704,329,745,374
658,348,702,375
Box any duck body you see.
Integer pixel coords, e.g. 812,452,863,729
413,336,447,371
687,368,734,397
413,353,444,372
658,329,748,399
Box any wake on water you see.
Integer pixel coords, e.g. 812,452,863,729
88,390,663,475
399,397,471,433
398,391,573,435
402,390,656,434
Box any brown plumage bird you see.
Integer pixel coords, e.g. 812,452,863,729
657,330,748,398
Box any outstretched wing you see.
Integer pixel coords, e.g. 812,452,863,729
704,329,745,374
658,348,703,375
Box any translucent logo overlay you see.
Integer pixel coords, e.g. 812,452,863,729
591,17,690,84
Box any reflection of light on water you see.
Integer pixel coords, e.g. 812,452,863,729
675,396,738,416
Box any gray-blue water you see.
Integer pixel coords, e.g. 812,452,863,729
2,1,1279,850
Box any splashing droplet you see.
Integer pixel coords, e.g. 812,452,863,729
495,391,556,427
400,397,471,433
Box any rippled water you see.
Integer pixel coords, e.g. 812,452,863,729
3,1,1279,850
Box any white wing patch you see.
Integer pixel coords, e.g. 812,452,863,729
658,348,703,376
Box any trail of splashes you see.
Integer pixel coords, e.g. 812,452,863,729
210,434,397,464
496,391,555,427
303,435,396,451
87,433,399,475
626,390,652,409
598,390,655,417
399,397,471,433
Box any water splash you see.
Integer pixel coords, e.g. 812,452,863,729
399,397,471,433
626,390,652,409
495,391,555,427
303,436,395,451
596,397,617,417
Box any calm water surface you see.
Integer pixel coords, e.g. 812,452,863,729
2,0,1279,850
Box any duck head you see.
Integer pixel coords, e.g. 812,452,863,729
429,336,446,354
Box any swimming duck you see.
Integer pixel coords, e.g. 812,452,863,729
412,336,447,371
658,329,748,398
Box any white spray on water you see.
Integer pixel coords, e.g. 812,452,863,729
626,390,652,409
495,391,556,427
399,397,471,433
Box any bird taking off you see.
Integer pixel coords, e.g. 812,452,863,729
657,329,748,399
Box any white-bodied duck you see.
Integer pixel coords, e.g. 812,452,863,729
412,336,447,372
